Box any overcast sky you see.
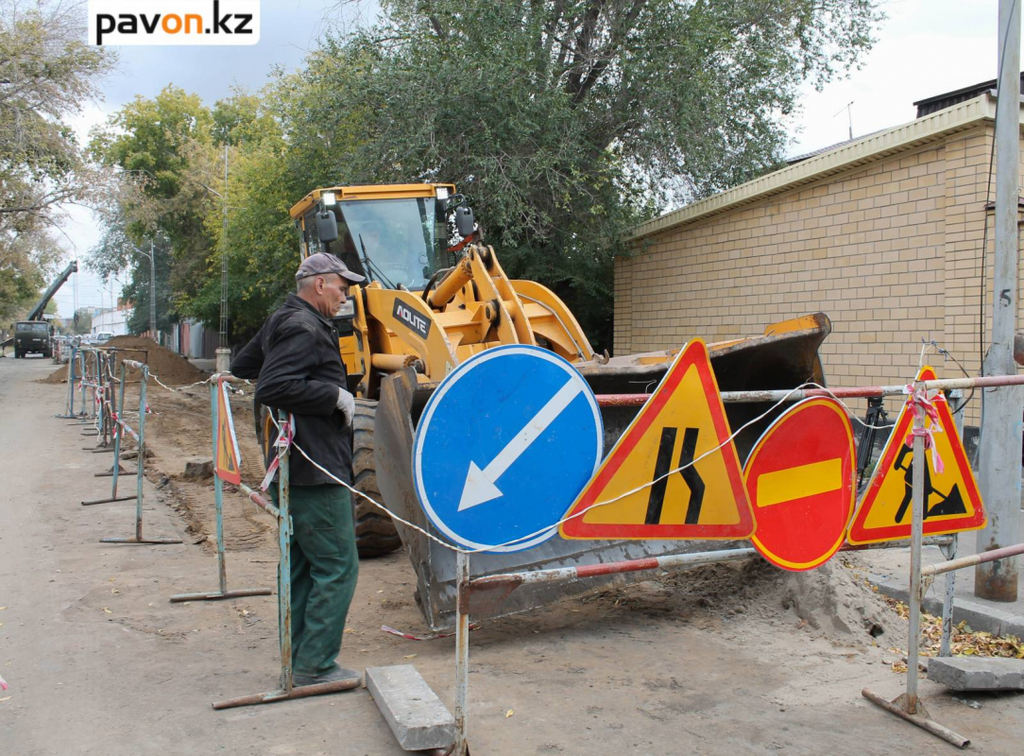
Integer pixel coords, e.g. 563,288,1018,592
55,0,1013,317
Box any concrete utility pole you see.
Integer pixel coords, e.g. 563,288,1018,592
976,0,1022,602
215,144,232,374
149,241,157,342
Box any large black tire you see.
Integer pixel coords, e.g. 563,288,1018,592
352,399,402,558
253,398,402,559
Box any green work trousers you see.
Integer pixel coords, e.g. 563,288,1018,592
271,483,359,677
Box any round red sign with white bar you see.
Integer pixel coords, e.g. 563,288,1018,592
743,397,856,571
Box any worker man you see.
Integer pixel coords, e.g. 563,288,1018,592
231,252,365,687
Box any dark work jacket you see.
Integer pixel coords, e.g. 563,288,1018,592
231,294,352,486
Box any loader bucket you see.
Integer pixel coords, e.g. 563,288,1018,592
374,314,832,630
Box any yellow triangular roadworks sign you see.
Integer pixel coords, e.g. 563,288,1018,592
560,339,754,540
215,381,242,485
847,366,985,545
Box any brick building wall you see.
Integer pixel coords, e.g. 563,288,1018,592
617,100,1023,426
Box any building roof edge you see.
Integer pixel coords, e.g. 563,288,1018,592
626,93,999,243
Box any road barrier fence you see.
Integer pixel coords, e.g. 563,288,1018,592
43,347,1024,752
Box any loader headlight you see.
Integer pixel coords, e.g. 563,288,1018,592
334,299,355,318
321,191,336,207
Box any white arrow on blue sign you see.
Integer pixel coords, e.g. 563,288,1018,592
412,345,603,552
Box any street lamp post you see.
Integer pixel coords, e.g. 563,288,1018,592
197,149,232,373
136,242,157,342
216,144,231,373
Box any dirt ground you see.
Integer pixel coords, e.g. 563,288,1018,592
2,354,1023,755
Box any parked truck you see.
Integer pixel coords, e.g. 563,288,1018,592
3,261,78,359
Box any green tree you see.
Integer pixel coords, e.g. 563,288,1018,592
304,0,881,348
0,1,113,238
72,307,92,335
1,1,111,324
89,85,312,342
89,86,217,334
167,87,302,338
0,228,63,322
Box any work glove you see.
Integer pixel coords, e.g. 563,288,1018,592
336,387,355,426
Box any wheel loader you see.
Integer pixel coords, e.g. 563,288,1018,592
277,183,833,628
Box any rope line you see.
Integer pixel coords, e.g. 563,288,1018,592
266,379,907,554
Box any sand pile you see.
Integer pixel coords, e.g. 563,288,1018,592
638,553,901,647
105,336,209,385
775,557,895,640
41,364,71,384
41,337,209,386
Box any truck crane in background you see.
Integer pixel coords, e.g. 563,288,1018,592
1,260,78,359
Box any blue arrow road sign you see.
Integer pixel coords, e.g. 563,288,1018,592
413,345,603,552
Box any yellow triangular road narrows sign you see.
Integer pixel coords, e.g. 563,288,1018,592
560,339,754,540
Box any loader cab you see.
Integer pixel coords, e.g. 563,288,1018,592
294,185,456,292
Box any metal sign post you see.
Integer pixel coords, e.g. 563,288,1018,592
862,378,969,747
454,550,471,756
169,378,271,603
905,405,926,712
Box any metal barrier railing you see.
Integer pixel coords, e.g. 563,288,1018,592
849,371,1024,748
82,356,139,505
427,372,1024,755
42,348,1022,748
55,344,81,419
84,347,150,457
169,375,271,603
82,359,181,546
75,348,103,439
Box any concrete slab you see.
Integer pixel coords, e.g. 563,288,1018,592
927,656,1024,691
366,665,455,751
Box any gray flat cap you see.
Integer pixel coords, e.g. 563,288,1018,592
295,252,365,283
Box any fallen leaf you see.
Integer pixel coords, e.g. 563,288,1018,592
505,709,514,718
0,696,10,703
403,654,418,660
0,607,7,611
102,608,112,614
111,589,120,595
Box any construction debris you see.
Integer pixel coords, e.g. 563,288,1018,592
366,665,455,751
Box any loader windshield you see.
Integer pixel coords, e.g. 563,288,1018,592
337,197,444,290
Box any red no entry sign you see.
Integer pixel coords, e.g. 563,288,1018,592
744,397,856,571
